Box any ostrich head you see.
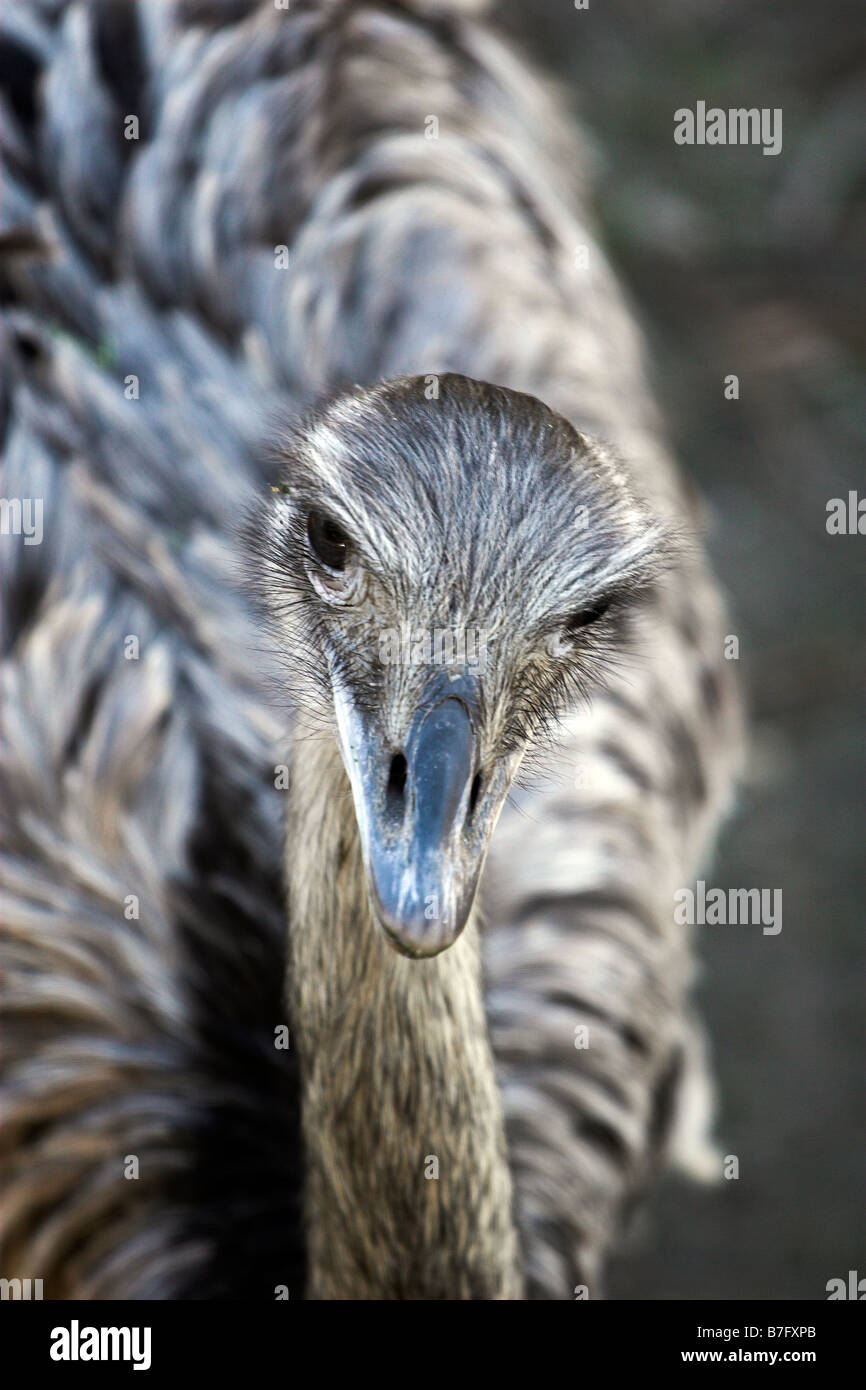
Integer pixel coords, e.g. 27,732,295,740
255,374,670,958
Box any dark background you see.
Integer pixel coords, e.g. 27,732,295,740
500,0,865,1299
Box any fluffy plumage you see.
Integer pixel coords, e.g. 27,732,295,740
0,0,740,1299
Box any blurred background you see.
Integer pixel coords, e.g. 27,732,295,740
500,0,865,1299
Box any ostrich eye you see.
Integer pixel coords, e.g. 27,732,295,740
307,510,350,571
566,598,610,633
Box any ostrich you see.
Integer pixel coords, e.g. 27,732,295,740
0,0,740,1300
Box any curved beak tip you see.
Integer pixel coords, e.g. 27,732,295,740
372,896,471,959
380,921,465,960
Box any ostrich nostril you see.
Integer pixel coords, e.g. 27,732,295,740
467,770,483,821
385,751,408,817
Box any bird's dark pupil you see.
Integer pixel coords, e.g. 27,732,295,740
308,511,348,570
567,598,610,632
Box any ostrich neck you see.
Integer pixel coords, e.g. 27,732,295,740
285,735,522,1300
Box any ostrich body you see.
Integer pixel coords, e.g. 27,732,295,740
0,0,740,1300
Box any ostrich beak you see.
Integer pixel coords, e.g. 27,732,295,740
333,672,505,957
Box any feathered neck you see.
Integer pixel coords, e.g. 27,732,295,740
285,733,522,1299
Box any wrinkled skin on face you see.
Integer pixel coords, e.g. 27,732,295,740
255,373,670,956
